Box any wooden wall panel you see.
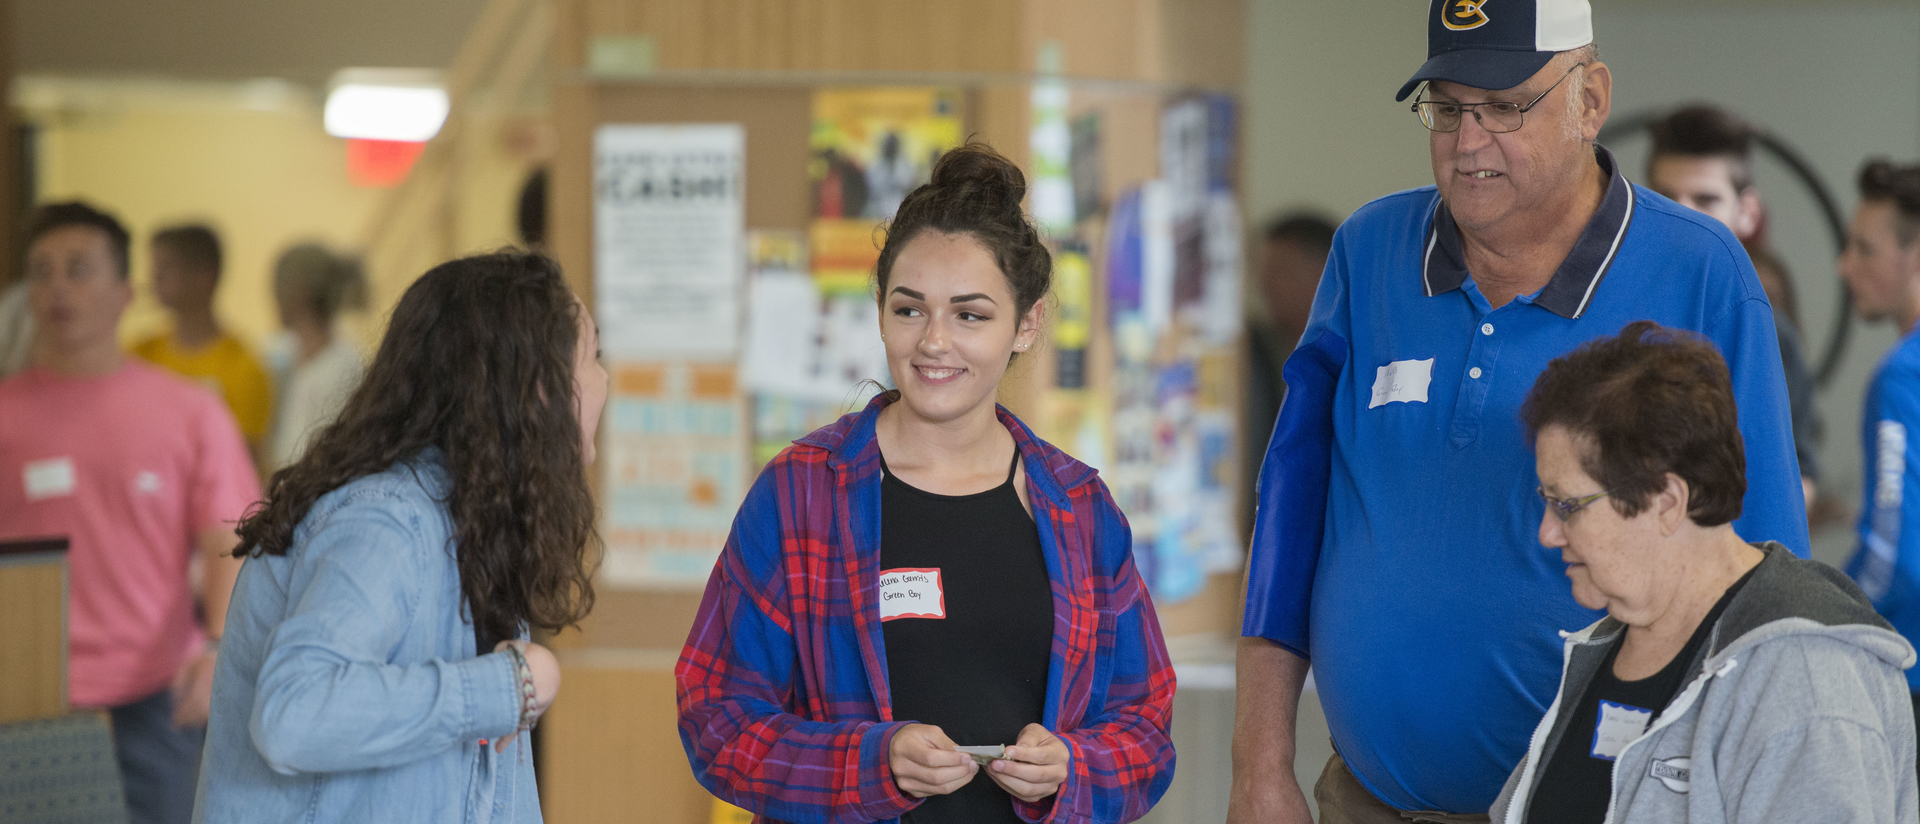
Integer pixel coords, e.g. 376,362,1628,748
1024,0,1154,81
0,0,15,269
565,0,1023,75
0,554,66,724
541,651,709,824
548,589,702,650
1159,0,1244,90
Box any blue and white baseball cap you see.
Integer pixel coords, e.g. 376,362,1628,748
1395,0,1593,102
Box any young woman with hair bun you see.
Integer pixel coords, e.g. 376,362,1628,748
679,143,1176,824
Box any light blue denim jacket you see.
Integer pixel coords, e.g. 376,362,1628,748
194,453,538,824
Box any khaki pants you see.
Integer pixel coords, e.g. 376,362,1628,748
1314,750,1492,824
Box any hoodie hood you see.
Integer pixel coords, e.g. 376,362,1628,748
1706,542,1915,671
1576,542,1914,676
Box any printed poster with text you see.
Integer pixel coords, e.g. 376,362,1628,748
598,362,748,588
594,123,744,358
809,88,963,293
593,123,748,588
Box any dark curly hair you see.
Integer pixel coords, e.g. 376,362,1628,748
874,142,1051,322
237,251,598,649
1521,320,1745,526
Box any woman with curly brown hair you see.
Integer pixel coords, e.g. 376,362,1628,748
194,251,606,824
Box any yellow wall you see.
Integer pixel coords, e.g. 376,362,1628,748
24,78,378,355
24,77,382,354
22,76,547,355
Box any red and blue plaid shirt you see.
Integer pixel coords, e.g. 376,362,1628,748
678,395,1177,824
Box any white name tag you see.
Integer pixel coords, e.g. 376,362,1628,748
1591,700,1653,761
878,567,945,621
1369,358,1434,409
23,457,76,500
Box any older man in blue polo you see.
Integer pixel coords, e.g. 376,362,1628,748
1227,1,1808,822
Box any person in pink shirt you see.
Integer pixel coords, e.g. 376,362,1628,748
0,202,260,824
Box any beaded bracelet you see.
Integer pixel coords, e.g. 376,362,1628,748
502,644,538,731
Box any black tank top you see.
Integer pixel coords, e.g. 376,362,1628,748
879,448,1054,824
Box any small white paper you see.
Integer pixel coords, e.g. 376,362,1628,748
1590,700,1653,761
877,567,945,621
24,457,75,500
740,270,825,397
1369,358,1435,409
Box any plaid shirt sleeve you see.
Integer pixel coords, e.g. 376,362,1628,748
1015,479,1178,824
677,465,919,824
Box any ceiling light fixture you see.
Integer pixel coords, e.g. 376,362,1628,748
323,68,448,142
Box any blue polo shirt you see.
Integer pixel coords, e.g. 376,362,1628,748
1243,146,1809,813
1846,329,1920,691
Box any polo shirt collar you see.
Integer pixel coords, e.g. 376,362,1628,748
1421,144,1636,319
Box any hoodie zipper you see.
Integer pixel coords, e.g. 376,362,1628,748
1503,628,1738,824
1596,657,1739,824
1502,629,1586,824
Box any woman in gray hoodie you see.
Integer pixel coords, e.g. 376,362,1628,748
1492,320,1919,823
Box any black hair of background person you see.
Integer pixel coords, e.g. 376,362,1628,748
236,251,599,650
874,142,1052,324
153,224,223,284
1648,105,1756,192
1860,159,1920,244
1265,212,1337,258
26,201,131,278
1244,210,1339,537
517,168,548,248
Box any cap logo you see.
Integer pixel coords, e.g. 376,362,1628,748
1442,0,1490,31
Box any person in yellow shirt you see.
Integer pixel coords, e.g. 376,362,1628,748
132,225,273,451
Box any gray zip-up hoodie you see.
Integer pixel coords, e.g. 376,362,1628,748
1492,543,1919,823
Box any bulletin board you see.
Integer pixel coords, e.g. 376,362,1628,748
541,1,1248,821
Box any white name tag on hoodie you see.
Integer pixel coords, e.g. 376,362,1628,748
1591,700,1654,761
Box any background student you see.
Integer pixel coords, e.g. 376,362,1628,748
266,242,366,471
1645,104,1824,514
0,202,259,824
1839,158,1920,770
133,223,274,456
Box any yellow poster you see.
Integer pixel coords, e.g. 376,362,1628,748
809,87,963,294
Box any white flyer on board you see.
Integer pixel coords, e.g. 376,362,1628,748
594,124,745,358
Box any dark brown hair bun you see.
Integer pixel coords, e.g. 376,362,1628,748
875,141,1051,319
